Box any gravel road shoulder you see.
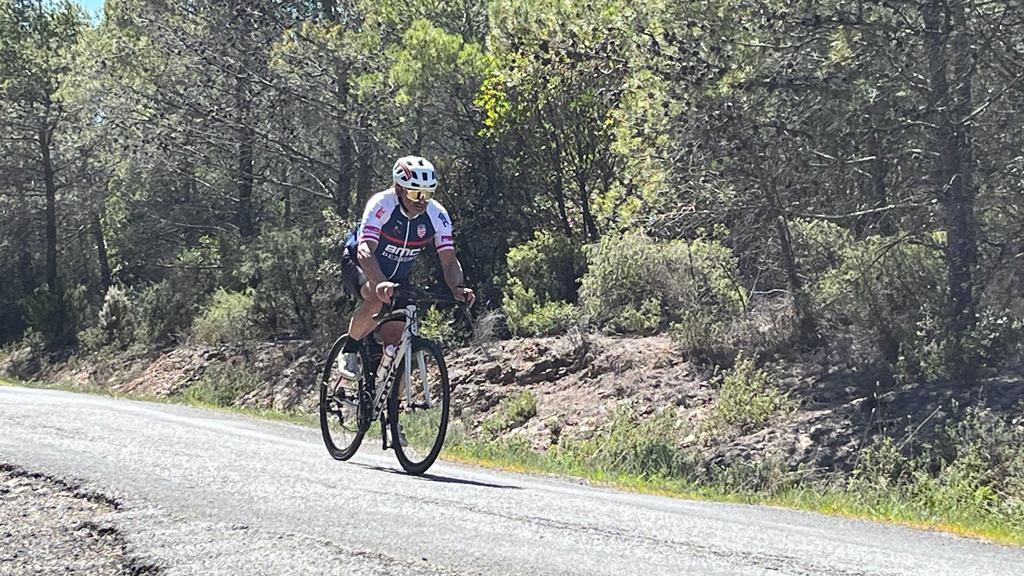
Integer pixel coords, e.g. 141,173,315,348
0,462,156,576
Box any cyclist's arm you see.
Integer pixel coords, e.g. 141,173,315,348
438,249,464,290
438,249,474,305
355,192,393,292
357,240,388,288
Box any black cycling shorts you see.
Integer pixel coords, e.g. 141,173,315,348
341,250,409,299
341,250,368,298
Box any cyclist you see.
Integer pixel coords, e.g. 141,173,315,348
337,155,475,378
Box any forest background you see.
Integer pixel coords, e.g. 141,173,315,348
4,0,1023,381
4,0,1024,541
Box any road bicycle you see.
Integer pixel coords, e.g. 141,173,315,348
319,285,463,475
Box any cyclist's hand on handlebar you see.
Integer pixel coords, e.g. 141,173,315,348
452,286,475,308
375,281,399,304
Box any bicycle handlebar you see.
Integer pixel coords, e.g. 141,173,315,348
371,285,471,327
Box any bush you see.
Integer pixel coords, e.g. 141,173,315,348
671,297,796,367
481,390,538,438
558,406,695,479
925,406,1024,526
710,353,793,434
133,280,197,346
418,306,458,348
849,406,1024,531
183,361,262,407
707,458,799,496
191,289,256,344
502,231,586,337
964,309,1024,370
79,285,136,352
19,285,91,350
506,230,586,304
239,228,326,339
799,225,948,378
503,278,580,337
579,230,746,334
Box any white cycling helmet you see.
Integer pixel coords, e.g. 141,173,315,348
392,155,438,191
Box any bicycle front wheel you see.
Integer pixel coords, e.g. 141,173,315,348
388,338,450,475
319,334,366,460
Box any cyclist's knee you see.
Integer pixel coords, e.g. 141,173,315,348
359,281,374,301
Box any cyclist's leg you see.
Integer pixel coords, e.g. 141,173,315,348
341,251,382,345
347,282,383,342
375,277,411,345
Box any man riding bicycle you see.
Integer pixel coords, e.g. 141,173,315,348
337,155,475,378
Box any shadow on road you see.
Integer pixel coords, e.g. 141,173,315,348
357,463,521,490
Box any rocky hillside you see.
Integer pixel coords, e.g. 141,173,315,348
4,334,1023,479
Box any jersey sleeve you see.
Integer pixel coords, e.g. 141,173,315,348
357,192,390,245
431,202,455,252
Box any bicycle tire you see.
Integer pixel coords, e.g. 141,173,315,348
387,338,450,475
319,334,366,460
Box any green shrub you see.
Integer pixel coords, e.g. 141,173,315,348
183,361,262,407
671,298,795,367
506,230,586,304
481,390,538,438
849,406,1024,531
502,231,585,337
964,310,1024,370
191,289,256,344
924,406,1024,527
794,222,1024,377
504,278,580,337
418,306,457,347
711,353,793,434
558,406,694,479
848,436,912,494
133,280,197,346
802,226,948,379
789,218,853,278
79,285,136,352
239,228,325,339
19,285,90,349
579,230,746,334
707,458,798,496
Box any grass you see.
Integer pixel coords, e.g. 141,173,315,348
3,376,1022,547
0,377,316,428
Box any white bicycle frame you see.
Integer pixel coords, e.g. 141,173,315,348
369,304,432,416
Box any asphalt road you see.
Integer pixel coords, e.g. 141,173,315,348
1,385,1022,576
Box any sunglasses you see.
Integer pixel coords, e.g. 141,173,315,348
405,188,434,202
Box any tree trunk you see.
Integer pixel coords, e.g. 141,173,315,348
552,140,572,236
236,122,256,238
354,131,374,203
764,172,819,348
39,119,58,292
864,106,892,236
333,67,354,216
923,0,977,372
91,212,111,293
15,193,35,295
576,176,599,241
232,1,256,238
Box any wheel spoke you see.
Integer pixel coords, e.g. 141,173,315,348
319,335,367,460
389,340,449,475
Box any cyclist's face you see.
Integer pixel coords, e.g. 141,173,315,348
396,185,428,216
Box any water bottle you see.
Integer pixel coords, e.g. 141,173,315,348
376,344,397,382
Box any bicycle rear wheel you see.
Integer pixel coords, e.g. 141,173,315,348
388,338,450,475
319,334,366,460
